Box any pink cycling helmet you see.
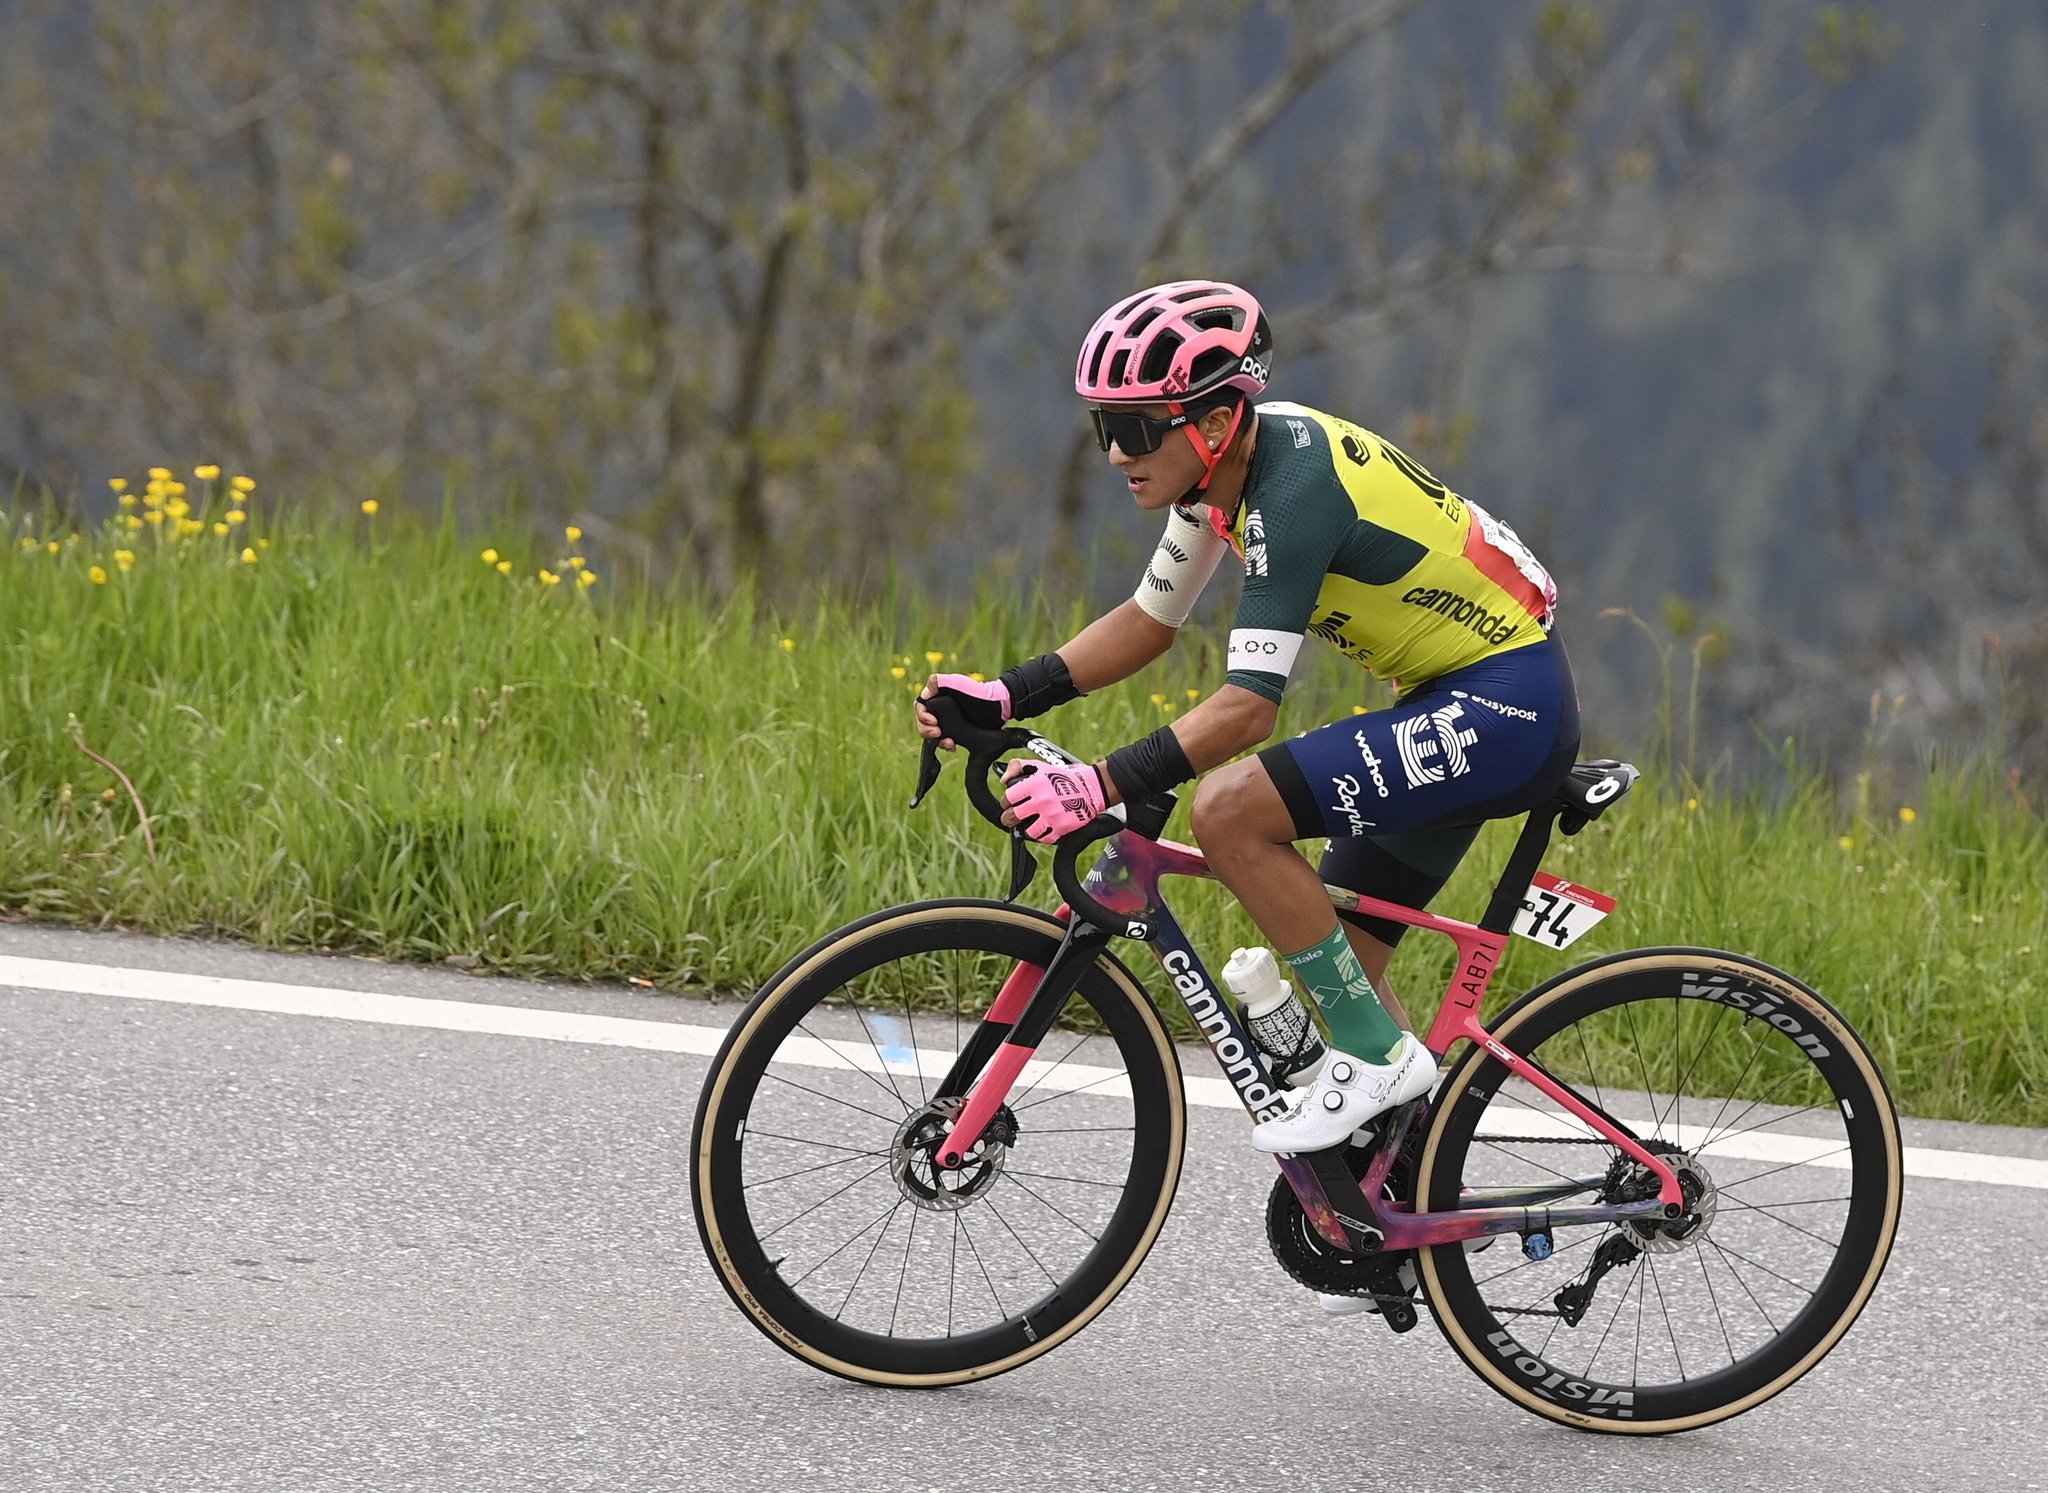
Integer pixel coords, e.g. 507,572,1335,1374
1074,280,1273,404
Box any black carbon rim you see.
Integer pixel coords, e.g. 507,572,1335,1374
693,902,1183,1383
1419,949,1901,1431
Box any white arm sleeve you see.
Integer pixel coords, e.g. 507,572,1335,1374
1132,506,1229,628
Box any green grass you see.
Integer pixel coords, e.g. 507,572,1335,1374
3,491,2043,1125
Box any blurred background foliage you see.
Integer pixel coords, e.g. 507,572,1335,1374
0,0,2041,788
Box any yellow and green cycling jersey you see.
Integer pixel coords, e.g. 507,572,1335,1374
1132,401,1558,700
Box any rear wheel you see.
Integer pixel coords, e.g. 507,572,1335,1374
692,899,1184,1386
1416,948,1902,1433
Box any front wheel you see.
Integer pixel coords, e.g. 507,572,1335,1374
1415,948,1903,1434
691,899,1185,1386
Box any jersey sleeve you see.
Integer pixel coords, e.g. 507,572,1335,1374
1224,443,1358,703
1132,505,1230,628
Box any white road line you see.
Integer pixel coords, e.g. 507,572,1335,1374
3,952,2043,1192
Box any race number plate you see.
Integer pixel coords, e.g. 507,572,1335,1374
1512,872,1616,949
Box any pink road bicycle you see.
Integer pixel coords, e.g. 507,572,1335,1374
691,693,1902,1433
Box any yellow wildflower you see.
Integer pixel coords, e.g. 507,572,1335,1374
567,556,585,570
143,510,165,525
565,524,582,542
194,464,220,481
147,466,171,481
577,570,597,589
779,637,795,652
360,499,379,515
124,515,143,531
241,547,258,564
168,481,186,497
114,550,134,573
256,537,269,549
538,568,561,585
177,518,204,537
1351,704,1369,715
45,540,58,554
1898,806,1917,823
481,548,499,564
495,559,511,574
88,565,107,585
1186,689,1200,702
165,498,190,519
109,477,128,493
1686,797,1699,812
890,666,907,679
231,476,255,493
1837,835,1854,852
969,671,985,682
15,536,33,551
118,493,137,509
226,510,245,526
1150,692,1167,706
213,522,229,536
924,650,944,666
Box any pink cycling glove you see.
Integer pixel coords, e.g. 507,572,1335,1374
1002,760,1107,844
921,673,1011,720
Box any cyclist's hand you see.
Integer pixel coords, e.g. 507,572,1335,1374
1000,758,1105,843
916,673,1010,752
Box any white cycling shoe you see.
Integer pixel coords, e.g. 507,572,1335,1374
1251,1035,1437,1154
1317,1257,1418,1316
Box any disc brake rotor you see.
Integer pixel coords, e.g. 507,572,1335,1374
891,1097,1018,1212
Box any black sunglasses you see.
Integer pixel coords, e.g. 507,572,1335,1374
1087,405,1192,456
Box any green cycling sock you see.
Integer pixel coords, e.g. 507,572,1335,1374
1283,925,1405,1062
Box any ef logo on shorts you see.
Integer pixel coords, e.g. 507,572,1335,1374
1394,701,1479,787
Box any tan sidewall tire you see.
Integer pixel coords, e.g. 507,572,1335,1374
694,901,1186,1387
1414,949,1903,1434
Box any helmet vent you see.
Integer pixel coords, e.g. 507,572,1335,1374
1085,332,1112,388
1136,331,1183,386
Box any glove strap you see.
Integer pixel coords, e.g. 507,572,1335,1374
999,652,1083,720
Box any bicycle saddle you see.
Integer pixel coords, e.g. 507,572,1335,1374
1555,759,1641,833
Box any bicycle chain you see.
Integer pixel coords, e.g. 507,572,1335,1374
1266,1133,1631,1316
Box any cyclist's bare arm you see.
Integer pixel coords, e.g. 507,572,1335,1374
1054,598,1176,691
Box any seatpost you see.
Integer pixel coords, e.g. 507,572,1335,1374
1477,806,1561,935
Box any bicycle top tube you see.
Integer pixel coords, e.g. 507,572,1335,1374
1082,827,1511,1060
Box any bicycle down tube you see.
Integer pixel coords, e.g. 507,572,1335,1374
934,823,1686,1234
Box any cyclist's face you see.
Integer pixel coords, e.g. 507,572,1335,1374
1102,402,1231,509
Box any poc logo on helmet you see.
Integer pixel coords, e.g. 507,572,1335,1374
1240,354,1270,382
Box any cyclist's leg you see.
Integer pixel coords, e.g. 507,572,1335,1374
1321,824,1486,1031
1206,637,1579,1149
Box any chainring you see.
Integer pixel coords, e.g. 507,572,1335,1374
1264,1132,1418,1307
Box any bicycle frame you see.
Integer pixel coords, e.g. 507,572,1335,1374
933,814,1686,1257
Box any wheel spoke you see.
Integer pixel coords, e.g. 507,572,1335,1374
758,1067,898,1125
742,1128,892,1157
795,1014,913,1116
836,1199,911,1317
998,1172,1105,1244
1714,1197,1845,1248
1002,1166,1127,1191
755,1159,893,1247
744,1149,885,1191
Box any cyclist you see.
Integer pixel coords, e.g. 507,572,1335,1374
916,278,1577,1161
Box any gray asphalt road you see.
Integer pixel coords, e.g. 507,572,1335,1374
3,922,2043,1493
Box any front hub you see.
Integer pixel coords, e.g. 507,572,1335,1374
892,1097,1018,1212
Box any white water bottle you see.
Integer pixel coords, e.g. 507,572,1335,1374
1222,946,1328,1088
